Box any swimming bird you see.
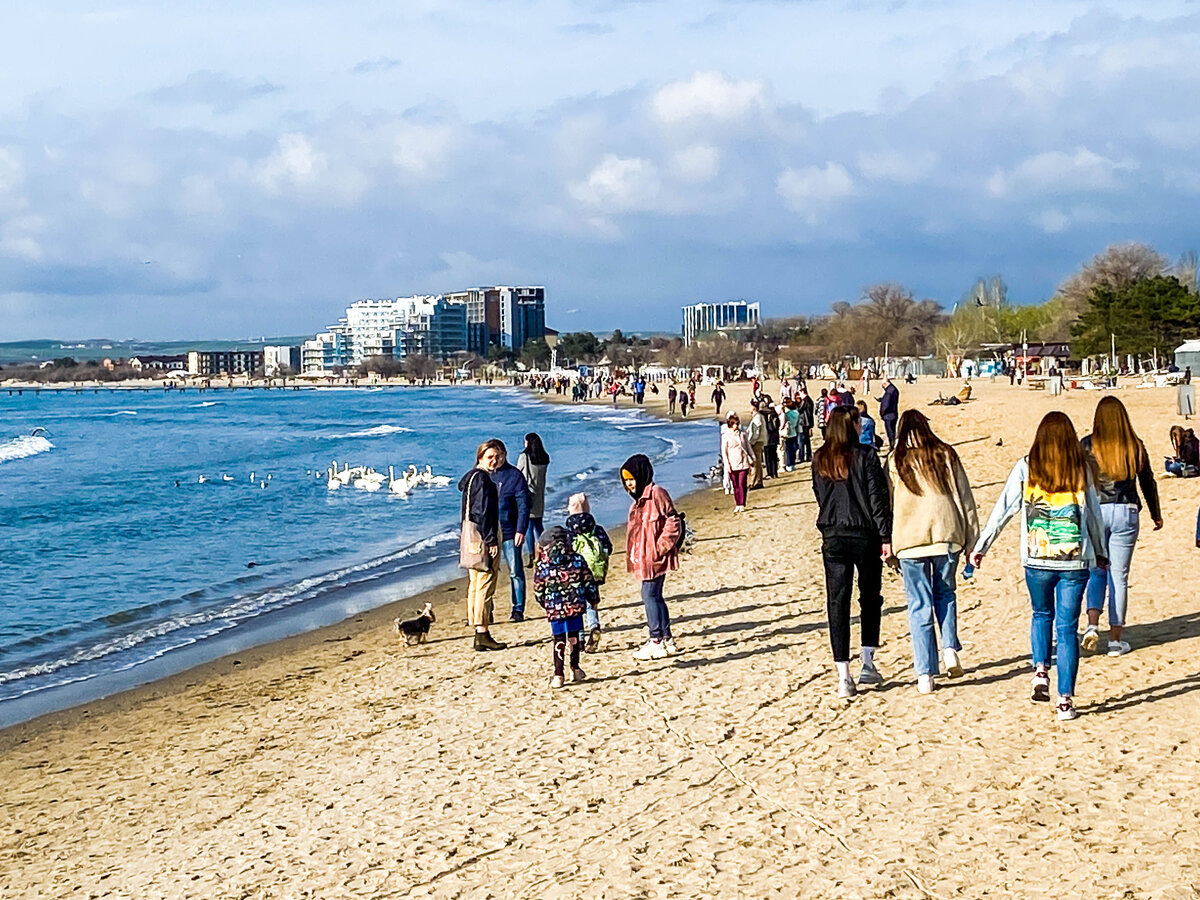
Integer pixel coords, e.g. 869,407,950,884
221,474,234,482
198,475,209,483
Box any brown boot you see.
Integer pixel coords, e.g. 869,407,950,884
474,632,507,651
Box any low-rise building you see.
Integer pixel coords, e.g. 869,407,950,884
187,349,264,377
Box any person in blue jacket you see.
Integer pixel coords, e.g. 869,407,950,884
490,441,531,621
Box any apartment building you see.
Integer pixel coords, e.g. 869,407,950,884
681,300,761,346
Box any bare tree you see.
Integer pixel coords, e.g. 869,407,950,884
1173,250,1198,295
1055,242,1168,320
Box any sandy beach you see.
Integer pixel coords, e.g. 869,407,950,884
3,377,1199,899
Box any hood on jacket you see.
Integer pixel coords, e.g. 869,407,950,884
538,525,569,548
620,453,654,499
566,511,597,536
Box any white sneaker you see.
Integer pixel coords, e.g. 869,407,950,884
550,675,565,689
943,648,964,678
1056,698,1079,721
662,638,679,656
837,676,857,699
1081,625,1101,652
1107,640,1131,657
917,674,935,694
632,640,668,661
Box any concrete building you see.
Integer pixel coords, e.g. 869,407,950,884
301,330,350,373
128,354,187,372
187,349,264,377
498,286,546,352
262,345,302,376
398,296,468,360
681,300,761,346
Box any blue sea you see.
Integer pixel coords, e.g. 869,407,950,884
0,386,717,727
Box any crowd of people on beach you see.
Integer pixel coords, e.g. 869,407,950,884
458,380,1199,720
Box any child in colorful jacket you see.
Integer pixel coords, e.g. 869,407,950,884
565,492,612,653
533,526,599,688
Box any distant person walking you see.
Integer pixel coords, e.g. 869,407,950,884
668,384,677,415
879,376,900,449
748,400,767,488
679,390,690,417
517,432,550,566
797,387,815,462
763,398,781,479
886,411,978,694
782,399,800,471
1079,397,1162,657
816,388,829,443
812,406,892,699
711,382,726,417
621,454,683,659
721,412,754,513
971,412,1109,721
489,441,531,622
458,440,507,651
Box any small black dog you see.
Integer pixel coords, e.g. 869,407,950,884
394,602,436,645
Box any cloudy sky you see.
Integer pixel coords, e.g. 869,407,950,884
2,1,1199,339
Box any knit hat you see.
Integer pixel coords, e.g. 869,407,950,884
568,492,590,514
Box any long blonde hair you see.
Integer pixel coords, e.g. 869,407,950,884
1089,396,1146,482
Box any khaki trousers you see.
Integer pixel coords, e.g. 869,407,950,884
466,552,498,627
751,443,765,488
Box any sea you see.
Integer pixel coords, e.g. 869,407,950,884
0,386,718,728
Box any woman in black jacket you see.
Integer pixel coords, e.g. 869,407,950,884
458,439,507,651
812,406,893,698
763,399,781,479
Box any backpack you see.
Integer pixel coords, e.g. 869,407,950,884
572,532,610,583
670,511,692,553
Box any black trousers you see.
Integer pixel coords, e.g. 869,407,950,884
798,429,812,462
764,443,779,478
883,415,898,448
821,534,883,662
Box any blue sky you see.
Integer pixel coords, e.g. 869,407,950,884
2,1,1199,339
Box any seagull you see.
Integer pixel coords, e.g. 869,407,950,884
198,475,209,483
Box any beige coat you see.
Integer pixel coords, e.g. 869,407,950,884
886,455,979,557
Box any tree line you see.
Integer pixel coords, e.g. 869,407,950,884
548,242,1200,369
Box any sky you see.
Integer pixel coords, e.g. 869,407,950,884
2,1,1200,340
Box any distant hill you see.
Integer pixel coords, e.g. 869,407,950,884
0,338,311,366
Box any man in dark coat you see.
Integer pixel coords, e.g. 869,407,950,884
490,442,531,621
878,377,900,449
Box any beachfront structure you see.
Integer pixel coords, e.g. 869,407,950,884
303,296,469,373
301,330,350,373
263,345,302,376
444,285,546,355
128,354,187,372
682,300,761,346
1176,339,1200,372
187,349,264,377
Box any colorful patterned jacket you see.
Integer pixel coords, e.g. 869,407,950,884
533,540,599,620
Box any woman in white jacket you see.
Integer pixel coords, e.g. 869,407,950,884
970,412,1109,722
721,412,754,513
886,411,978,694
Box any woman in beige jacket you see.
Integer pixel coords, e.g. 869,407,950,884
886,410,978,693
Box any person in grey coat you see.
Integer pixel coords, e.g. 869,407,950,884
517,432,550,567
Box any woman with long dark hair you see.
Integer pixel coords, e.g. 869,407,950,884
812,406,892,698
517,432,551,567
971,412,1108,721
886,410,977,693
1079,397,1161,656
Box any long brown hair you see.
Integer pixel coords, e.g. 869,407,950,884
814,406,858,481
1027,412,1088,493
1088,396,1146,482
1169,425,1186,456
892,409,958,496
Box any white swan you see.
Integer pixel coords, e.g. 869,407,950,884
198,474,209,484
221,474,234,482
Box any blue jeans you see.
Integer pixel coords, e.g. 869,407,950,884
1025,567,1089,696
502,539,527,615
525,517,544,560
899,552,961,676
1086,503,1139,627
641,576,671,640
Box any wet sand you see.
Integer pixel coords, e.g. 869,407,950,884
2,377,1199,898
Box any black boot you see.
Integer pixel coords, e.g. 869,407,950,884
474,631,507,651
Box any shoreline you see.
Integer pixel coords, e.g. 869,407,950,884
0,386,715,738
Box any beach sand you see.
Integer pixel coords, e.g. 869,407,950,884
2,378,1199,898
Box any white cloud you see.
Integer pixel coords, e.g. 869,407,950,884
570,154,661,213
988,147,1134,197
652,71,764,123
255,133,326,192
777,163,854,222
670,144,721,183
0,147,22,194
1,214,44,261
393,123,456,179
857,149,938,184
1034,208,1070,233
